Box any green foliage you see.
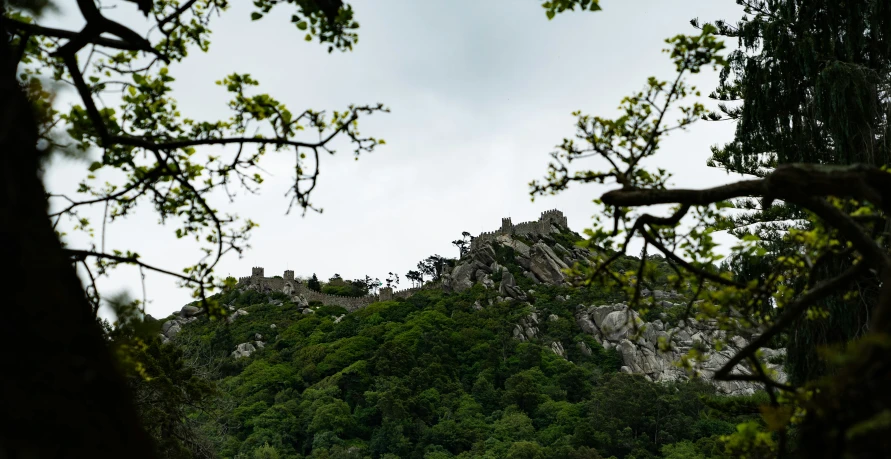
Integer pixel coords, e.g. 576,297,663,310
167,285,761,458
541,0,601,20
102,310,217,458
5,0,388,318
309,274,323,292
321,284,366,297
252,442,280,459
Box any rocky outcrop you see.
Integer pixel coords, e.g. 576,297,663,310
227,308,249,324
231,341,261,359
180,305,202,318
549,341,566,358
495,234,530,257
498,271,525,299
444,262,475,292
445,230,587,297
528,243,569,285
574,303,786,396
159,308,202,343
513,310,540,341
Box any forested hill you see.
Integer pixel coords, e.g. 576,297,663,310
128,224,772,459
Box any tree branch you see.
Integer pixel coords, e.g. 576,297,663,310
714,262,868,381
64,249,199,284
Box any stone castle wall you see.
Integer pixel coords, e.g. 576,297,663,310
297,284,376,312
470,209,568,251
237,209,567,309
237,272,422,312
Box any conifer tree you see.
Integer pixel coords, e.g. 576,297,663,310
308,274,322,292
704,0,891,383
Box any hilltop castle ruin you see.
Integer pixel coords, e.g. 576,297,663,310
237,209,569,311
470,209,568,251
237,267,420,312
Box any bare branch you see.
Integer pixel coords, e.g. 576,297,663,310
64,249,200,284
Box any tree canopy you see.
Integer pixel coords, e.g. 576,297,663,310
531,7,891,456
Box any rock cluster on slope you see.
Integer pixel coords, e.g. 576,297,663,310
159,291,311,344
574,302,786,396
442,232,592,298
159,304,205,343
448,229,788,396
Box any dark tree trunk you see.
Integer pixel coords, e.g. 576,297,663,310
0,23,155,459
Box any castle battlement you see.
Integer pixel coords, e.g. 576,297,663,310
470,209,568,251
236,269,419,312
234,210,567,309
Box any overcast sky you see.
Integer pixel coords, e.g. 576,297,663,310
41,0,746,320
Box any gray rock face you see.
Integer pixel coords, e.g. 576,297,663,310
476,270,495,289
292,294,309,308
180,305,202,318
445,262,476,292
472,245,497,266
231,342,257,359
575,303,787,396
512,311,540,341
161,315,199,342
528,242,569,284
523,271,541,284
165,323,182,339
549,341,566,358
227,308,249,324
498,271,525,299
161,320,177,335
496,234,530,257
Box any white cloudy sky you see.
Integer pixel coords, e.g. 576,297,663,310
40,0,746,319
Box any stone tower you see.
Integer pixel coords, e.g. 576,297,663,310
500,217,513,234
251,267,264,281
284,270,294,282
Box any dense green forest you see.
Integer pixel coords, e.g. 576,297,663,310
117,231,769,459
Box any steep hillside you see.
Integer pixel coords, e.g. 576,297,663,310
149,216,777,458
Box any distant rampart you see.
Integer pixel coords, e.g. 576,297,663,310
470,209,568,251
236,210,567,309
236,270,421,312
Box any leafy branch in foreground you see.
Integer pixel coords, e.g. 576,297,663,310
2,0,388,316
532,23,891,457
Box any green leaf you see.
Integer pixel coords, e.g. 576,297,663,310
88,161,103,172
297,21,308,31
250,12,262,21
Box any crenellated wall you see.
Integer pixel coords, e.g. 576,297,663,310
392,287,421,299
296,284,377,312
236,269,418,312
234,210,567,310
470,209,568,251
